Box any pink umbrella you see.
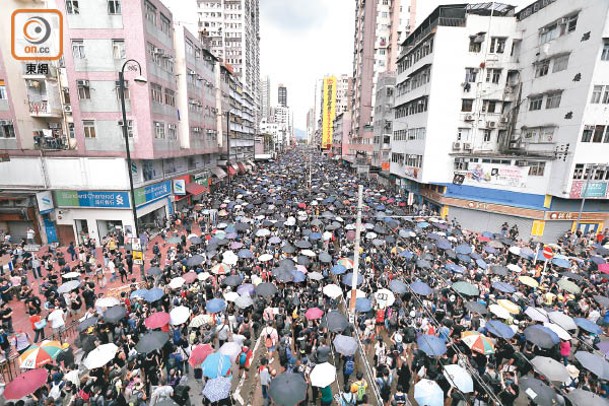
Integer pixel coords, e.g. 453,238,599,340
182,271,198,284
144,312,170,329
599,263,609,274
305,307,324,320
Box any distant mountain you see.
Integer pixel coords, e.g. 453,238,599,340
295,128,307,139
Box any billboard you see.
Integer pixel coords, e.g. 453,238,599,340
463,163,529,188
321,76,337,150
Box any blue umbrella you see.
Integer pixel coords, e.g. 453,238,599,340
574,318,604,335
202,377,232,403
202,353,231,378
482,231,494,238
455,244,472,255
291,270,306,283
144,288,164,303
470,252,482,260
206,298,227,314
445,263,465,274
457,254,472,264
130,289,148,300
355,298,372,312
411,281,433,295
268,236,282,244
552,257,571,269
492,281,516,293
237,249,254,259
309,233,322,241
524,325,560,349
417,335,447,356
436,239,452,250
399,250,414,260
237,283,255,296
484,245,498,254
331,264,347,275
342,272,364,287
389,280,408,294
485,320,515,339
417,221,430,229
476,258,488,269
591,256,606,265
519,247,535,259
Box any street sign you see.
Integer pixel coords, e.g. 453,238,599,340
133,250,144,265
542,246,554,260
23,244,41,252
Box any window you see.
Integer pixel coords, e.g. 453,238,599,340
464,68,478,83
461,99,473,112
482,100,498,113
164,88,175,106
68,123,75,138
457,128,470,141
112,40,125,59
602,40,609,61
591,85,603,104
540,24,557,45
66,0,79,14
154,122,165,139
72,40,85,59
603,87,609,104
115,80,129,100
150,83,163,103
83,120,96,138
535,60,550,77
469,36,482,52
545,93,562,109
0,123,15,138
490,37,506,54
486,69,502,84
529,162,546,176
160,14,171,35
529,96,543,111
483,129,492,142
108,0,121,14
77,81,91,100
552,54,569,72
145,1,156,24
573,164,584,179
582,125,594,142
167,125,177,140
559,14,578,34
582,125,609,143
0,83,6,100
593,125,605,143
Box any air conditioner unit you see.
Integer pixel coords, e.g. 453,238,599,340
515,160,529,167
464,114,474,121
452,142,462,151
118,120,133,128
0,120,9,125
463,142,473,150
64,105,72,113
76,80,89,87
500,117,509,124
193,127,201,132
487,121,496,128
154,47,164,55
155,122,162,127
26,80,40,88
189,70,196,75
168,124,176,130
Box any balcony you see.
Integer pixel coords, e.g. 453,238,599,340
33,132,69,150
28,100,63,118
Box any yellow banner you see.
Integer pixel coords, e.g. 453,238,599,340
322,76,337,150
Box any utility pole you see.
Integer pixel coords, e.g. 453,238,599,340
349,185,363,320
226,110,231,184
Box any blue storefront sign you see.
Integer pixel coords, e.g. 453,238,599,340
134,180,172,207
54,190,131,208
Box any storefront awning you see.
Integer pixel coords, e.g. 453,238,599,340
226,165,237,176
237,162,246,174
231,163,239,173
247,159,257,167
211,167,227,179
185,182,207,196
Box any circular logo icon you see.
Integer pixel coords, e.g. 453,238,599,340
23,16,52,45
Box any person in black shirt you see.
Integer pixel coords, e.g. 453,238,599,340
0,302,13,333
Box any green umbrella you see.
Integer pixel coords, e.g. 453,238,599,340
452,281,479,297
557,278,581,294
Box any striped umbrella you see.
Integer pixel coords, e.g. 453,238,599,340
19,341,62,369
211,263,231,275
202,377,232,403
461,332,495,355
337,258,354,269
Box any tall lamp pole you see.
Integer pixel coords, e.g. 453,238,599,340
226,110,231,184
118,59,147,240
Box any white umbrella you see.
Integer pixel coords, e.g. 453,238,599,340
525,307,549,323
443,364,474,393
543,322,571,340
374,288,395,308
548,311,577,331
365,232,377,240
508,246,521,255
256,229,271,237
62,272,80,279
489,304,511,319
198,272,211,281
64,370,80,385
169,277,185,289
258,254,273,262
83,343,118,370
310,362,336,388
170,306,191,325
189,314,212,328
300,249,316,258
414,379,444,406
308,272,324,281
323,284,343,299
219,342,242,361
285,217,296,226
235,295,254,309
223,291,239,302
95,297,120,309
222,251,239,266
506,264,522,273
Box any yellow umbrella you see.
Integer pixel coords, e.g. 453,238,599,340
518,275,539,288
497,299,520,315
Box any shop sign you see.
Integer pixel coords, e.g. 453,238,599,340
193,172,211,187
548,212,573,220
134,180,172,207
173,179,186,196
467,201,490,210
133,250,144,265
570,181,609,199
23,244,41,252
54,190,130,209
463,163,528,188
36,191,54,214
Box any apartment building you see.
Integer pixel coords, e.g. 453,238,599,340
371,71,396,180
390,0,609,241
0,0,254,245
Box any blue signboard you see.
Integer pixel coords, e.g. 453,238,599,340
54,190,131,208
135,180,172,207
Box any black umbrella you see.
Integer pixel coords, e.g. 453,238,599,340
186,255,205,267
282,245,296,254
574,351,609,380
297,255,311,266
279,259,296,269
136,331,169,354
78,316,98,332
103,306,127,324
255,282,278,297
465,301,488,315
189,237,203,245
222,275,243,287
566,389,609,406
147,267,162,276
76,334,97,352
594,295,609,307
275,269,295,283
235,223,249,232
323,311,349,333
294,240,312,249
269,373,307,406
491,265,509,276
318,252,332,263
520,377,557,406
416,259,431,269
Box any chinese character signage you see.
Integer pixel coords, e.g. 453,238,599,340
54,190,130,208
321,76,336,150
463,164,528,188
134,180,172,207
570,181,608,199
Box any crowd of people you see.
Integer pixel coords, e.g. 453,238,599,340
0,148,608,406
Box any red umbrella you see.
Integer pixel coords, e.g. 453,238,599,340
189,344,214,367
346,230,356,241
599,263,609,274
478,236,491,242
298,202,306,209
4,369,48,400
144,312,170,329
305,307,324,320
182,271,198,284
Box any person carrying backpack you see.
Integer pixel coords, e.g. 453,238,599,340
343,356,355,391
238,346,253,377
350,373,368,405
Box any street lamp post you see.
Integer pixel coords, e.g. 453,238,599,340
226,110,231,184
118,59,147,240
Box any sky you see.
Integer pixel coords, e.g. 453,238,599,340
260,0,354,130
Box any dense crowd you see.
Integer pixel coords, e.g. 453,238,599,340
0,148,608,406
